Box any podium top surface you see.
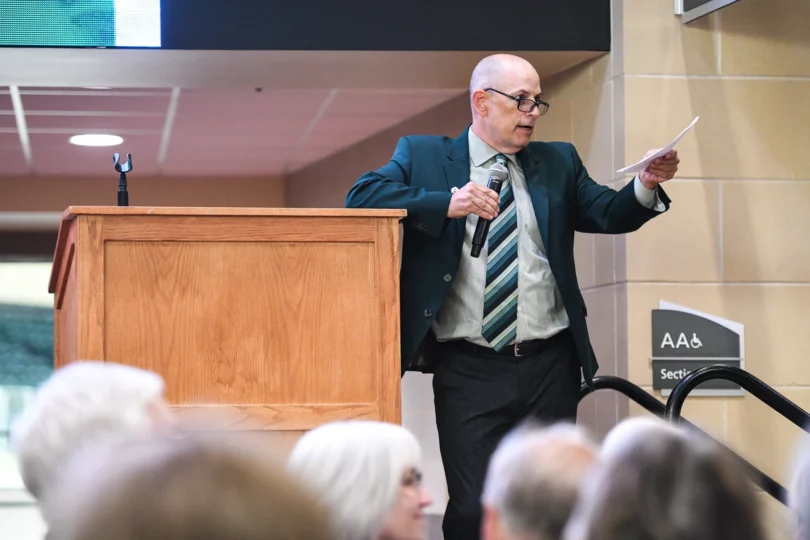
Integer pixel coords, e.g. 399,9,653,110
49,205,407,294
61,206,407,220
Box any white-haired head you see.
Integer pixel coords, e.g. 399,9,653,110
481,421,599,540
10,360,172,501
287,420,424,540
600,416,686,460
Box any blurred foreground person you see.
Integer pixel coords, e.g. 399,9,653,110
11,361,174,518
789,433,810,540
481,422,599,540
288,420,433,540
564,417,766,540
46,435,331,540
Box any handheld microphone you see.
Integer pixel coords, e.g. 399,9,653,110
471,162,509,258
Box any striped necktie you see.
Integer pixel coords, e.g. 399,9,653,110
482,154,519,351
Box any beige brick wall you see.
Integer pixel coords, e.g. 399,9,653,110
625,0,810,497
537,0,810,536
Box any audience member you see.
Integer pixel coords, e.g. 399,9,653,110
45,435,331,540
10,360,175,515
481,421,599,540
563,416,766,540
287,420,433,540
790,433,810,540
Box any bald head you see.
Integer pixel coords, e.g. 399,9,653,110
468,54,544,154
470,54,539,96
482,423,598,540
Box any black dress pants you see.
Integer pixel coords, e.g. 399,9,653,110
431,330,581,540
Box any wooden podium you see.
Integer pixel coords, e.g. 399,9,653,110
48,206,406,439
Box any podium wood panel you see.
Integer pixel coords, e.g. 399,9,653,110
105,240,380,404
50,207,405,431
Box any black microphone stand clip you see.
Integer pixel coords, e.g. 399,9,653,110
113,153,133,207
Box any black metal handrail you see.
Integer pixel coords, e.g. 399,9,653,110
580,375,665,415
580,375,788,504
665,365,810,429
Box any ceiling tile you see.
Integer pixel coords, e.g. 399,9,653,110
25,114,164,132
0,113,17,130
0,133,21,149
169,89,329,152
0,148,29,175
175,89,330,122
20,87,172,93
20,94,170,114
330,89,462,116
168,126,304,149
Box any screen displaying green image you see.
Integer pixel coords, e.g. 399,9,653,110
0,0,161,47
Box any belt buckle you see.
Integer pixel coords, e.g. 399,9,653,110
513,342,523,357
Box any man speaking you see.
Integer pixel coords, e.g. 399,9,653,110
345,53,679,540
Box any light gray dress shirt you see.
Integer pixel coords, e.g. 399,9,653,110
431,129,662,346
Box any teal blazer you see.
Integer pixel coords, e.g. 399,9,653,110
346,126,670,385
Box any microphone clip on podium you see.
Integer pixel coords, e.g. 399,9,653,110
470,162,509,258
113,153,133,207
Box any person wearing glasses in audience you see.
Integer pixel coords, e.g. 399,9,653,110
287,420,433,540
346,53,680,540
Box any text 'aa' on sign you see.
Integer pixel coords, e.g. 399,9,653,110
651,301,745,397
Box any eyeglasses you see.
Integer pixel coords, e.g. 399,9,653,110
484,88,549,115
402,468,423,488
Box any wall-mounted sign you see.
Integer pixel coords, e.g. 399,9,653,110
651,301,745,397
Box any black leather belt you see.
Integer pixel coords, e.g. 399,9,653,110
445,330,568,358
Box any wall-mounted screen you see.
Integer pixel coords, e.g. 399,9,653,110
0,0,161,47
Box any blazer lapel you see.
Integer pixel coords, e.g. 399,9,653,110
519,149,551,253
444,128,471,253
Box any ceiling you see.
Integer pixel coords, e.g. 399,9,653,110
0,49,602,178
0,86,465,177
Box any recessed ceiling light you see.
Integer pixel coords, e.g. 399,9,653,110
69,134,124,147
84,86,112,90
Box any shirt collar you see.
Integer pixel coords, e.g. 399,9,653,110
468,128,518,168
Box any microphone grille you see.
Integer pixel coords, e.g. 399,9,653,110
488,162,509,181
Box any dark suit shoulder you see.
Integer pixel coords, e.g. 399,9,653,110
526,140,575,158
525,140,578,170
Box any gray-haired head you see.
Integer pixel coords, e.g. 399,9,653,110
10,360,173,504
564,417,766,540
481,421,599,540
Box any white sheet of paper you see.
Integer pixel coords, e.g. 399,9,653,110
616,116,699,175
